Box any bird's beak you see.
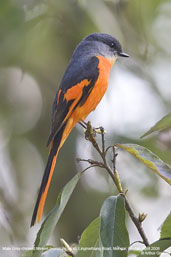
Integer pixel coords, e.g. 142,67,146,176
118,52,129,58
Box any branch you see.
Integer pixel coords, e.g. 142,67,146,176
81,121,149,246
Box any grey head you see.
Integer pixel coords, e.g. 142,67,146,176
73,33,129,61
59,33,129,89
84,33,129,58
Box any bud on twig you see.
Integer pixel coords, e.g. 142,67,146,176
138,213,147,223
60,238,75,257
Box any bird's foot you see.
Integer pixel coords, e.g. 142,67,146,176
79,121,106,140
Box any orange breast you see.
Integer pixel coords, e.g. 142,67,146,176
57,55,116,153
72,55,116,122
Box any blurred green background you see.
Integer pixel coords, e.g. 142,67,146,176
0,0,171,256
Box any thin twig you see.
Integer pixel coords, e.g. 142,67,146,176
105,145,114,155
84,121,149,246
124,198,149,246
103,161,149,245
100,127,105,154
129,240,145,247
112,146,118,174
77,158,104,168
80,163,102,174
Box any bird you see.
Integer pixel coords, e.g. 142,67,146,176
31,32,129,226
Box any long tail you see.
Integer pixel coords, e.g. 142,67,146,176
31,124,67,226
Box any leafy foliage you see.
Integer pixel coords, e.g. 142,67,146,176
32,171,83,257
0,1,171,257
137,239,171,257
141,113,171,138
160,212,171,239
76,217,100,257
116,144,171,185
76,195,129,257
100,195,129,257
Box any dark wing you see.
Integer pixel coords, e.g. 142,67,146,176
47,56,99,146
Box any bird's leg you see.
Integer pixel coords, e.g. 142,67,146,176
79,120,87,129
94,126,106,135
79,121,94,139
79,120,96,139
79,121,106,139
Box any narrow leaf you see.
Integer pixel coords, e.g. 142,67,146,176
76,217,101,257
128,249,141,256
141,113,171,138
116,144,171,185
138,239,171,257
20,251,33,257
160,212,171,239
33,171,83,257
100,195,129,257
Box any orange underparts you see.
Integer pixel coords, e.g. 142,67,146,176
68,55,115,121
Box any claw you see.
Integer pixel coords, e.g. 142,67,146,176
79,121,107,139
94,126,107,134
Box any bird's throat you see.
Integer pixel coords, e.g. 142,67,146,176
107,56,117,66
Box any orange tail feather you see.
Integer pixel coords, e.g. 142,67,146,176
31,124,66,226
31,118,75,226
37,154,57,223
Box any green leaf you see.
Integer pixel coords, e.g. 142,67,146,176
141,113,171,138
20,251,33,257
161,212,171,239
138,239,171,257
100,195,130,257
32,171,83,257
116,144,171,185
128,249,141,256
76,217,102,257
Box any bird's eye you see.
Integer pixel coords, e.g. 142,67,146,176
111,42,115,48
